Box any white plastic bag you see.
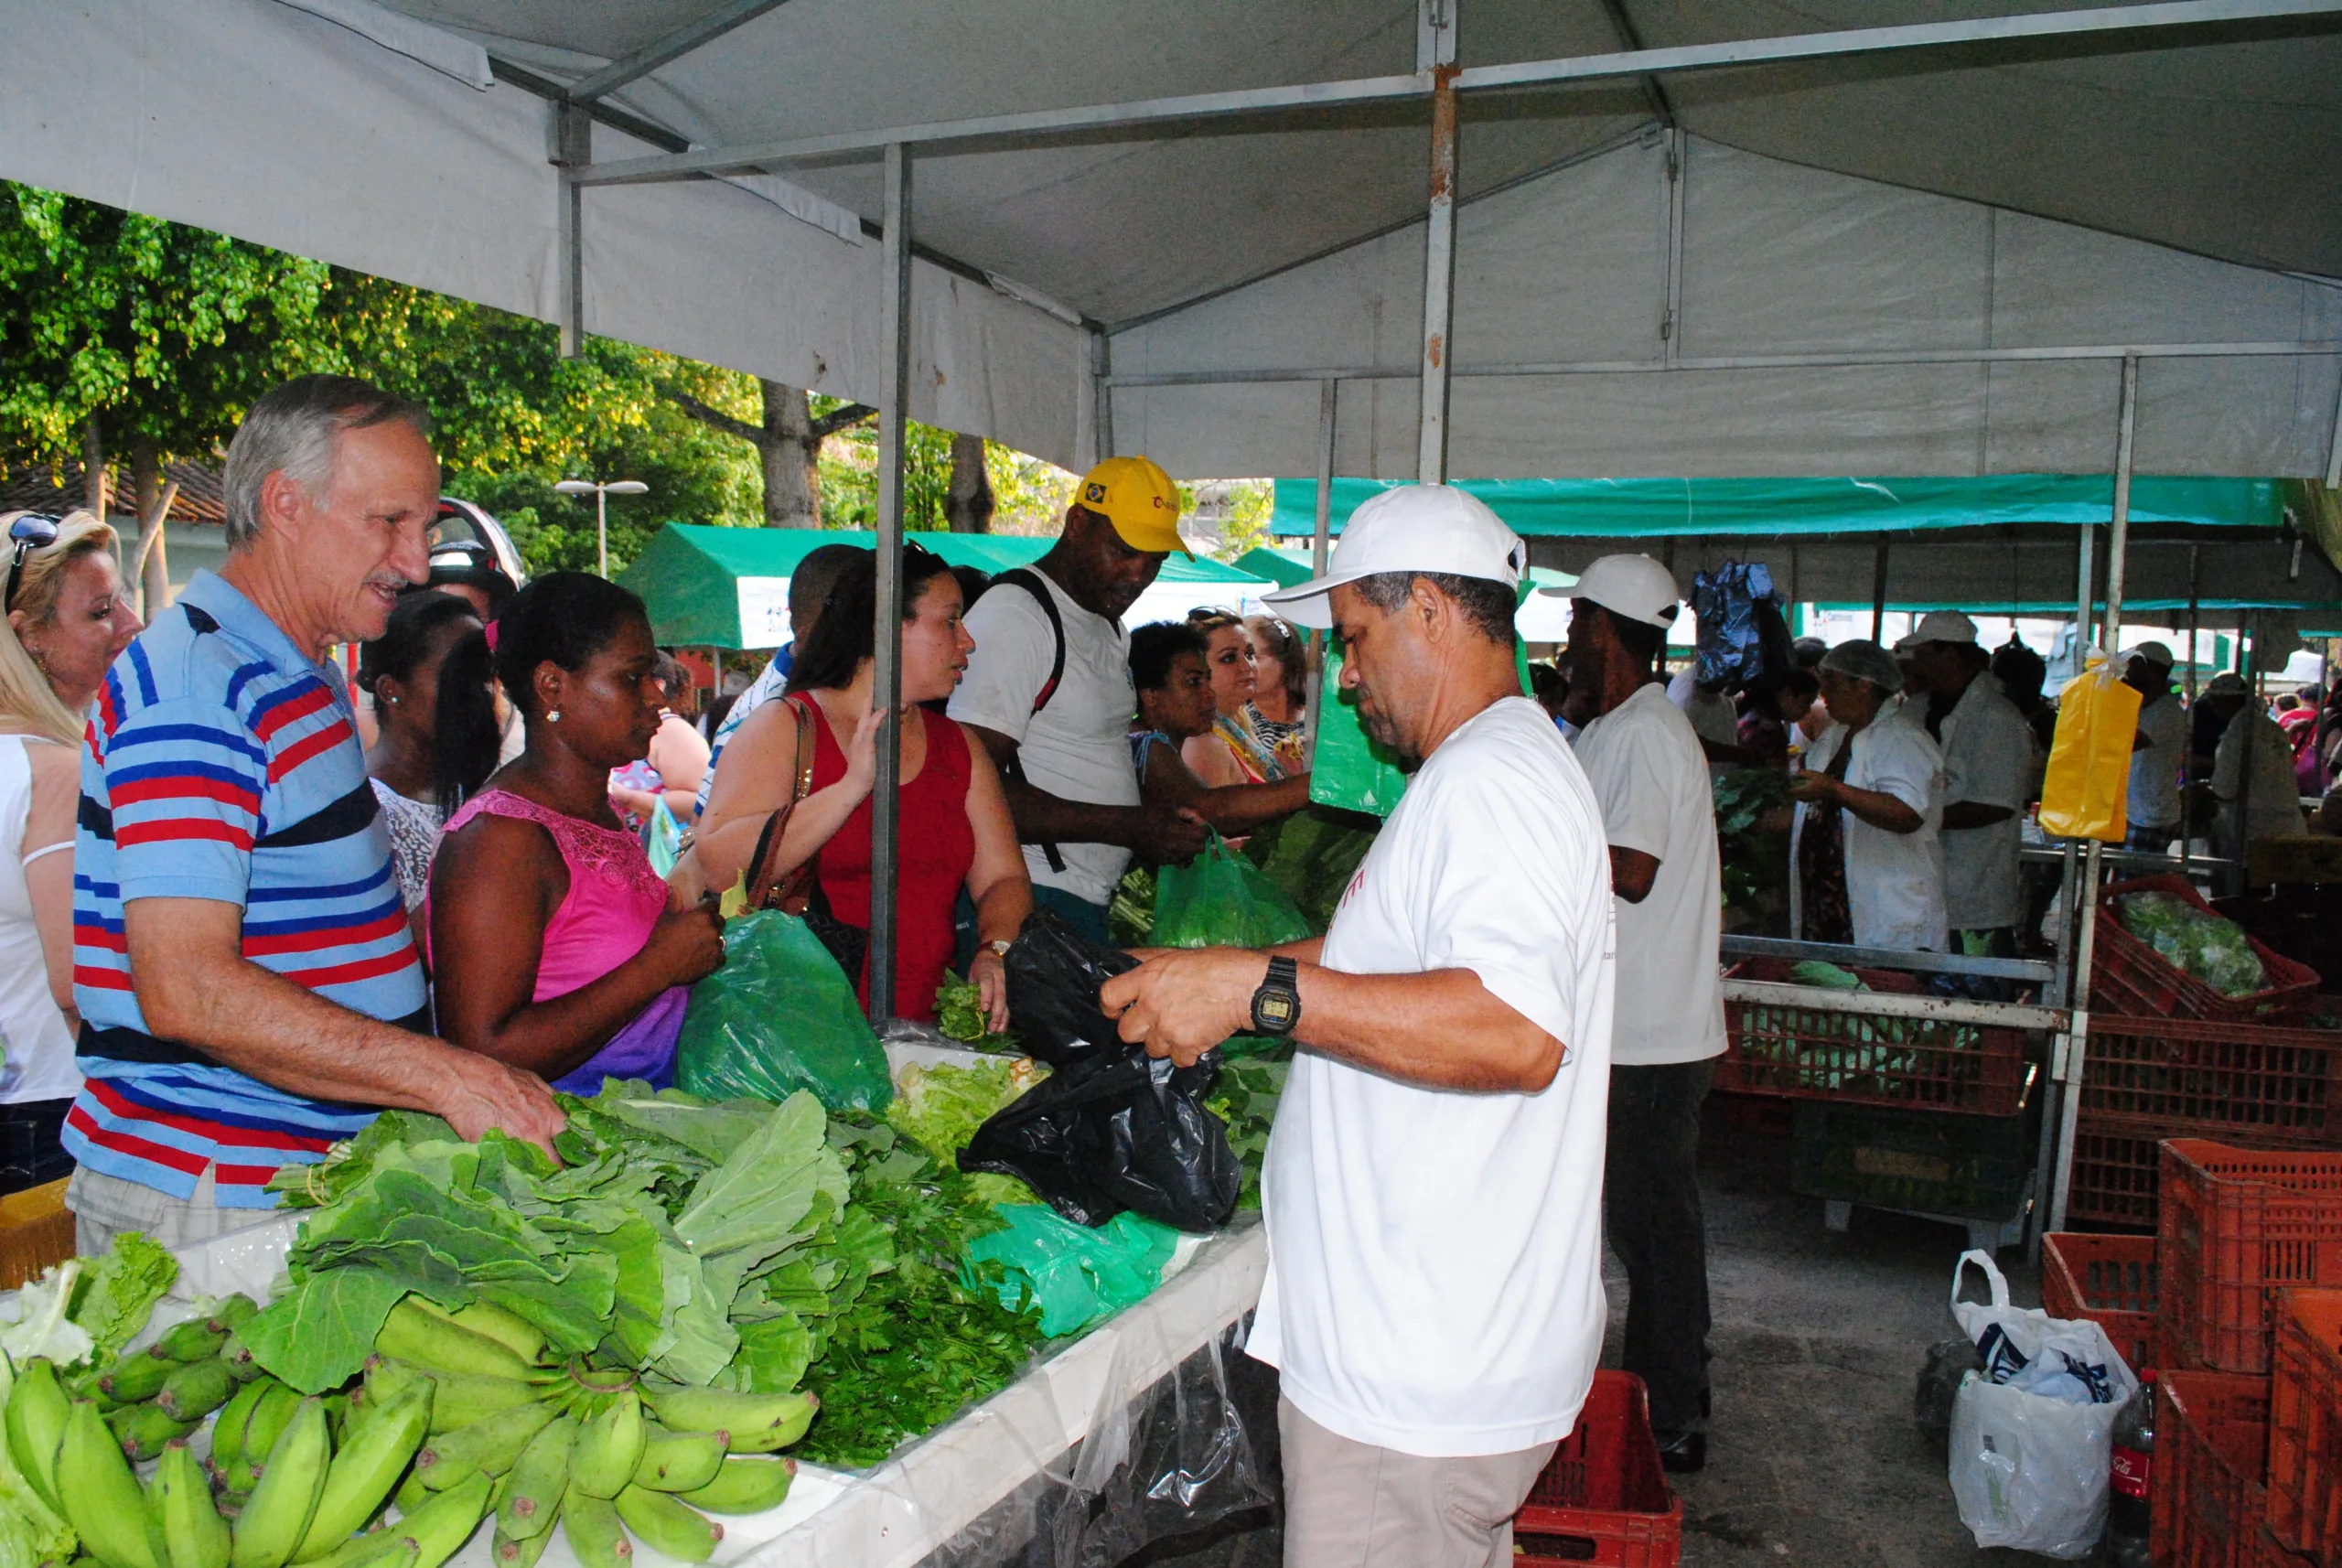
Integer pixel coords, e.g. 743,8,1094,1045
1945,1251,2137,1557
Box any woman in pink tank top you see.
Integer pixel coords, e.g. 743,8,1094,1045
425,575,725,1091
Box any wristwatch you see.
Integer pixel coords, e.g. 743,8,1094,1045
983,940,1012,959
1251,956,1302,1036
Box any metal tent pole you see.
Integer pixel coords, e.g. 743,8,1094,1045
2183,543,2200,878
1303,380,1338,767
1869,538,1889,640
867,141,912,1024
2048,353,2139,1236
1415,0,1458,485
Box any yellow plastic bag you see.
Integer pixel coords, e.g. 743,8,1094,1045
2037,651,2142,842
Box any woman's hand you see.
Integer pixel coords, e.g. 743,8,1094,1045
643,900,727,989
665,847,715,911
969,946,1010,1034
841,698,885,795
1785,768,1837,806
609,784,660,819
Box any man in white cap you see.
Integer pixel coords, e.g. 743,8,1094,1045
1555,554,1723,1472
2122,641,2186,852
1903,610,2033,956
1101,485,1614,1567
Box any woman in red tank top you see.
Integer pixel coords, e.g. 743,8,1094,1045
692,546,1031,1026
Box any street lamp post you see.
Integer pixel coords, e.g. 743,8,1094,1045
553,478,649,577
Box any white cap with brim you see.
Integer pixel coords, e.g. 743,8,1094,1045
1261,484,1525,630
1547,553,1681,629
1910,609,1980,646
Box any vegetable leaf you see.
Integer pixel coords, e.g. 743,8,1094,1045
65,1231,177,1368
237,1270,410,1394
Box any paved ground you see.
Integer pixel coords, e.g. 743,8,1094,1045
1131,1104,2076,1567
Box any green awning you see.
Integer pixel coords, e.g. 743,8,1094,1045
1270,475,2288,540
621,524,1270,649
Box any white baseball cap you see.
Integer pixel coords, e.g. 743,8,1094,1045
1261,484,1525,630
2127,639,2176,671
1909,609,1979,646
1548,553,1681,629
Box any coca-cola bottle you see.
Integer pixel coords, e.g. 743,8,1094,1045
2107,1379,2154,1568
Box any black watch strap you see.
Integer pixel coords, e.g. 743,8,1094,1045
1252,955,1302,1036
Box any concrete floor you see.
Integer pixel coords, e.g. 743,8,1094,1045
1133,1104,2075,1567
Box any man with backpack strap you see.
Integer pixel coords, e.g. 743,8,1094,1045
950,456,1209,940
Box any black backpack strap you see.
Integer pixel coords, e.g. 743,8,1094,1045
976,568,1070,874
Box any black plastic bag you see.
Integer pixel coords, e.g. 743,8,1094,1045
960,1048,1243,1233
1004,908,1139,1067
1915,1336,1986,1446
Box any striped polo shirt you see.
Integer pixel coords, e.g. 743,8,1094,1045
65,570,427,1208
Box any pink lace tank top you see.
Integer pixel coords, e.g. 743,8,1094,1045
435,789,669,1003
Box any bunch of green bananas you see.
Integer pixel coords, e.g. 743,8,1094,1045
362,1296,810,1568
3,1294,811,1568
39,1295,265,1465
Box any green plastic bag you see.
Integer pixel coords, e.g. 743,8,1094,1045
1307,641,1411,817
674,909,894,1112
1153,832,1315,950
962,1205,1178,1337
1306,601,1538,818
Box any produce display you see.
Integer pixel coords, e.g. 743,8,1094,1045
886,1059,1046,1208
1714,768,1791,930
1739,961,1987,1097
2114,889,2271,997
1202,1060,1286,1211
933,977,1020,1055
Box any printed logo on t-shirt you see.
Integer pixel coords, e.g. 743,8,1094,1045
1339,865,1368,910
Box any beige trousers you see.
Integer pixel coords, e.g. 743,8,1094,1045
1278,1396,1558,1568
68,1165,258,1255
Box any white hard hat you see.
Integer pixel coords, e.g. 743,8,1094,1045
1547,553,1681,630
1262,485,1525,631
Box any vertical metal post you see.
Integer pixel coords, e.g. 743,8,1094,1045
2076,525,2097,655
867,141,912,1024
1660,127,1685,366
1415,0,1459,486
2182,544,2201,877
1868,538,1888,641
553,104,591,359
2048,356,2138,1235
2102,356,2139,653
1090,329,1114,467
1303,380,1338,766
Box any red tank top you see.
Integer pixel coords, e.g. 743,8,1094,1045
804,701,975,1023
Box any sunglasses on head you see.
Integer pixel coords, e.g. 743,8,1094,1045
5,514,61,613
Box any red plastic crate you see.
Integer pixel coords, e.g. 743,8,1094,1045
2081,1014,2342,1142
1718,959,2030,1115
2161,1141,2342,1375
1512,1370,1682,1567
2266,1289,2342,1566
2043,1231,2160,1373
2066,1117,2169,1230
2095,876,2323,1024
2257,1524,2320,1568
2158,1369,2271,1568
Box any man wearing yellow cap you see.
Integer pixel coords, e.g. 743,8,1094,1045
950,456,1210,939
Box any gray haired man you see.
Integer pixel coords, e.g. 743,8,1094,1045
64,376,564,1251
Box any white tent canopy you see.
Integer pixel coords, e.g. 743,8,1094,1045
5,0,2339,483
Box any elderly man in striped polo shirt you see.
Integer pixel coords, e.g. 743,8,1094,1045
63,376,566,1251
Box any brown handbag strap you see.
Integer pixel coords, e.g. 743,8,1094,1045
744,696,820,909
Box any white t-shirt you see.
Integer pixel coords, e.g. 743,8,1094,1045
2128,692,2187,830
947,568,1138,907
1791,703,1948,950
1572,683,1725,1066
1250,697,1615,1458
2213,706,2305,845
1667,666,1739,752
0,736,80,1104
1932,673,2032,931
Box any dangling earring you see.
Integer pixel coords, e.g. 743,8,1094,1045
547,709,562,723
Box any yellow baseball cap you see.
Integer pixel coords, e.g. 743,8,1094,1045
1073,456,1190,558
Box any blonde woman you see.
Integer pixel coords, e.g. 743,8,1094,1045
0,511,140,1192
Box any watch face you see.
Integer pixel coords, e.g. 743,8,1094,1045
1255,991,1297,1029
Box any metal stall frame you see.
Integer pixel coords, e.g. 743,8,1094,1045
553,0,2342,1024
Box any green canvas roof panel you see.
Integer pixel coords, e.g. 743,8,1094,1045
1270,476,2287,541
622,524,1268,649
